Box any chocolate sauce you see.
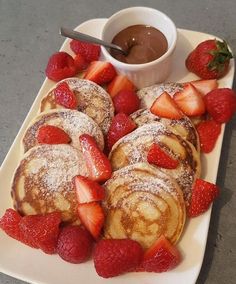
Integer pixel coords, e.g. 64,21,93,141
110,25,168,64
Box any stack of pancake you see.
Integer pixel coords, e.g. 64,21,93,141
11,80,201,249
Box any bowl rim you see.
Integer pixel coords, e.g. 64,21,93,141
101,6,177,70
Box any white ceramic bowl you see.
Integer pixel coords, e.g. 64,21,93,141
101,7,177,89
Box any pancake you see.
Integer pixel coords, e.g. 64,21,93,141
131,109,200,151
22,109,104,153
137,82,183,108
11,144,87,223
103,163,186,248
109,123,201,204
40,78,114,134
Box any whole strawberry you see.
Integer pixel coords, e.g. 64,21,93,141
93,239,143,278
57,225,93,264
186,39,233,79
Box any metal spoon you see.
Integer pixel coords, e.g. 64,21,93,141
60,27,127,55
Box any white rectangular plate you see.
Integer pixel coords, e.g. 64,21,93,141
0,18,235,284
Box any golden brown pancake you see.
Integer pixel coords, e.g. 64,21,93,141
131,109,200,151
103,163,186,248
11,144,87,223
22,109,104,153
40,78,114,134
109,123,201,205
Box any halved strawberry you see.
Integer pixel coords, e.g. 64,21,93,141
173,83,206,116
113,90,140,115
107,74,136,98
140,235,181,272
54,82,78,109
74,175,105,204
70,40,101,62
77,202,104,239
37,125,71,145
147,143,179,169
107,113,137,150
150,92,184,119
79,134,112,182
83,61,117,85
188,79,218,95
188,179,220,217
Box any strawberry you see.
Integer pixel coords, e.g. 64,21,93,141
107,74,136,98
57,225,93,264
150,92,184,119
93,239,143,278
37,125,71,145
54,82,78,109
185,39,233,79
77,202,104,239
83,61,117,85
74,175,105,204
45,52,77,82
19,212,61,254
79,134,112,182
113,90,140,115
107,113,137,150
0,209,61,254
70,40,101,62
147,143,179,169
74,53,89,71
140,235,181,272
204,88,236,123
187,79,218,95
188,179,220,217
197,120,221,153
173,83,206,116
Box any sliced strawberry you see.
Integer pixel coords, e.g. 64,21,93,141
37,125,71,145
147,143,179,169
188,179,220,217
74,53,89,71
196,119,221,153
113,90,140,115
74,175,105,204
83,61,117,85
188,79,218,95
77,202,104,239
70,40,101,62
54,82,78,109
79,134,112,182
107,113,137,150
150,92,184,119
107,74,136,98
173,83,206,116
140,235,181,272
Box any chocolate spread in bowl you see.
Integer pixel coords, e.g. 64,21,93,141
110,25,168,64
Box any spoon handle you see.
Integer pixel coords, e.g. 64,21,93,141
60,27,125,54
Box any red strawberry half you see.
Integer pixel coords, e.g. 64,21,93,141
107,74,136,98
187,79,218,95
204,88,236,123
147,143,179,169
113,90,140,115
150,92,184,119
54,82,78,109
70,40,101,62
94,239,143,278
74,175,105,204
79,134,112,182
188,179,220,217
83,61,117,85
45,52,77,82
107,113,137,150
173,83,206,116
37,125,71,145
77,202,104,239
140,235,181,272
197,119,221,153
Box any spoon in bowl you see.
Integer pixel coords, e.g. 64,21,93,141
60,27,127,56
